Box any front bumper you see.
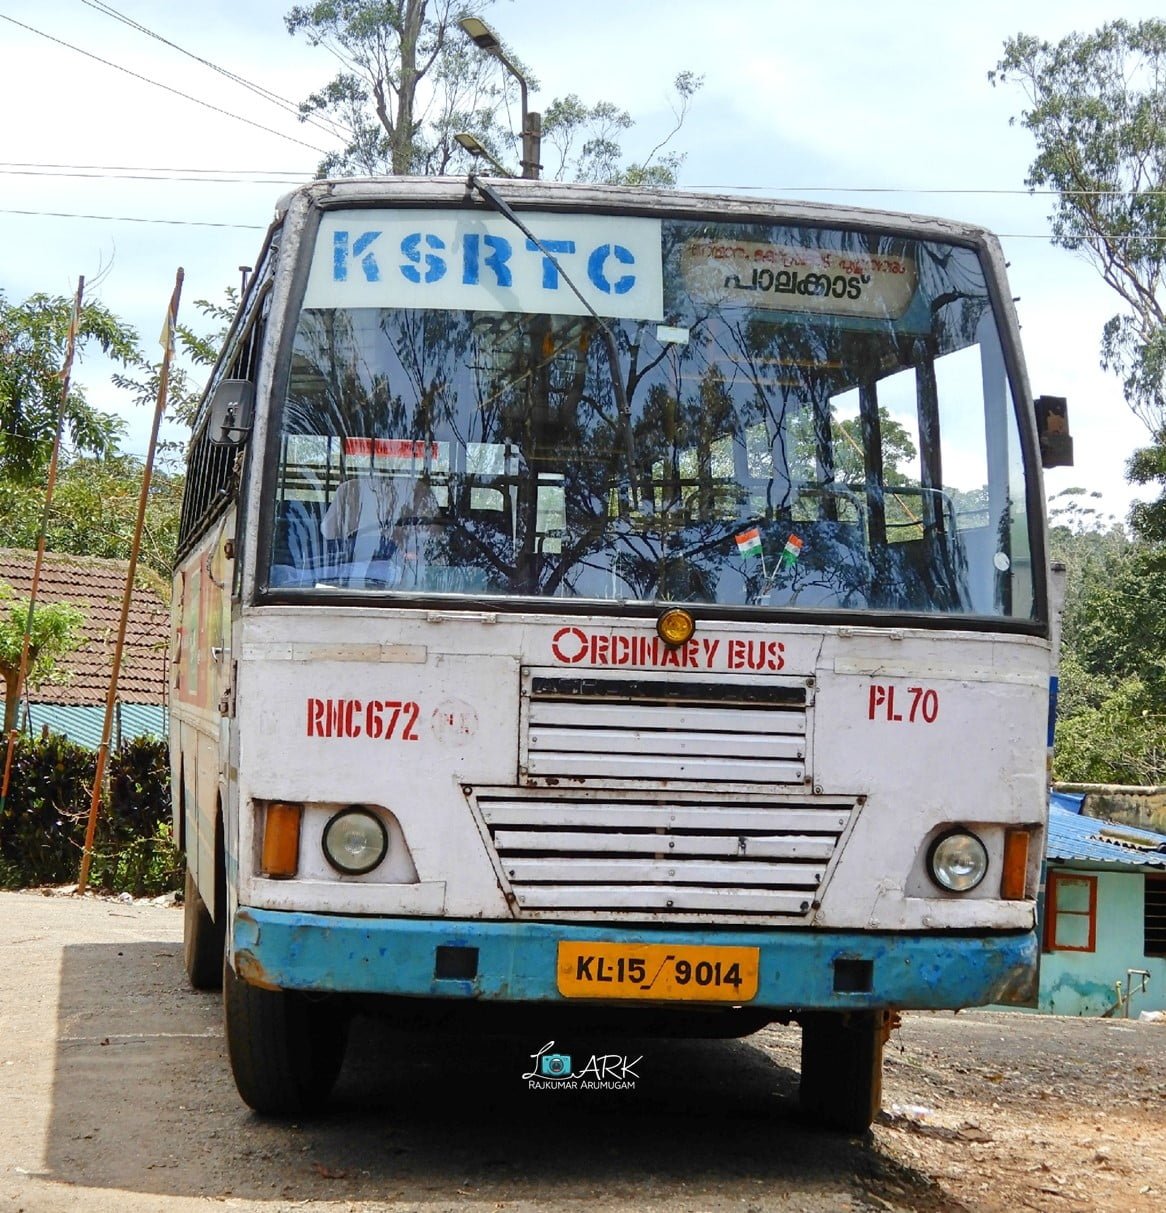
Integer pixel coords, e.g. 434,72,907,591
232,909,1039,1010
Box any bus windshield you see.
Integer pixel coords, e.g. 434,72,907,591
266,209,1035,619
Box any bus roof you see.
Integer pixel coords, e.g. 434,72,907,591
273,176,1002,251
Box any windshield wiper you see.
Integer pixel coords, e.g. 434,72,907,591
466,173,639,506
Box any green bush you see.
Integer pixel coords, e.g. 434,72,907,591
0,733,179,895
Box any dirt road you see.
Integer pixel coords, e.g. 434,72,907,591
1,889,1163,1212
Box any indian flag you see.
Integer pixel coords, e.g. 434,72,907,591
779,533,804,568
735,527,763,559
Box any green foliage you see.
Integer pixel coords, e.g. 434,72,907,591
285,0,702,184
1054,656,1166,784
286,0,505,176
98,735,181,895
1061,540,1166,704
836,410,918,487
992,21,1166,538
0,586,86,734
0,454,183,580
0,733,92,888
542,73,701,186
0,290,140,484
0,734,178,895
112,291,238,431
1126,430,1166,542
1049,508,1166,783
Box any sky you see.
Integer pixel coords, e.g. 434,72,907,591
0,0,1161,523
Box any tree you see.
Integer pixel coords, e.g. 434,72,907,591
4,291,240,583
113,289,238,431
0,455,183,582
0,586,85,735
1046,500,1166,784
0,291,140,484
285,0,701,183
836,410,917,487
991,22,1166,538
1054,655,1166,784
540,73,702,186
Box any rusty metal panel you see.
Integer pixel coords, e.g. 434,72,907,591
521,666,811,787
504,858,823,886
479,800,848,832
524,752,805,782
491,829,837,861
516,884,812,914
475,789,855,920
527,726,804,760
529,701,807,735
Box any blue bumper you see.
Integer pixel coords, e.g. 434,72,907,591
233,910,1038,1010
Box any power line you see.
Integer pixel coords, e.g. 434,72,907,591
684,184,1166,198
0,13,328,155
0,207,264,230
0,167,306,186
1,160,1162,200
0,161,306,176
79,0,351,146
7,202,1163,242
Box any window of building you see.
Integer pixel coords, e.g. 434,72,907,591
1145,874,1166,958
1044,871,1097,953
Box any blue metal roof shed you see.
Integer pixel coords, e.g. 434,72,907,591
23,703,166,750
1047,805,1166,869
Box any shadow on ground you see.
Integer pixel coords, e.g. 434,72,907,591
42,940,947,1207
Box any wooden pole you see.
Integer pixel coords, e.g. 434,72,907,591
0,277,85,816
77,269,183,893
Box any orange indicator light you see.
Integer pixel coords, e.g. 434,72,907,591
656,608,695,648
262,802,303,879
1000,827,1030,900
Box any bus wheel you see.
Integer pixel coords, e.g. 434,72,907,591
223,959,349,1116
798,1011,885,1133
183,867,225,991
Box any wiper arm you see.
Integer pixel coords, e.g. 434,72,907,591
466,173,639,506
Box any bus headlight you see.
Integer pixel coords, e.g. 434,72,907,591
322,806,390,875
926,829,989,892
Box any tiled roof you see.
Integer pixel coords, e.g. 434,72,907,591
1047,805,1166,869
0,548,169,707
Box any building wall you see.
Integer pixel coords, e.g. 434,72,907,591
1039,866,1166,1017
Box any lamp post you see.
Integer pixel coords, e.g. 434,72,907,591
453,131,514,178
457,16,541,179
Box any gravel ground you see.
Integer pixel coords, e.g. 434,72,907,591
1,888,1163,1212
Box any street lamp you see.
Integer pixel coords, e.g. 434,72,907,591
457,16,541,179
453,131,513,178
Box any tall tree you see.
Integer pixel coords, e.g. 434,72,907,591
0,291,139,484
285,0,700,183
991,21,1166,538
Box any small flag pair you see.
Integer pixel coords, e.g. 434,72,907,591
734,528,803,570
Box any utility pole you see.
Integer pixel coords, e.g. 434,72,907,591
457,17,541,179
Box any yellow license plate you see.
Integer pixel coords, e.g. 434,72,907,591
556,942,759,1002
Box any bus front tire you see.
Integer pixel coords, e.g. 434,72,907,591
798,1010,886,1133
223,959,349,1116
183,867,225,991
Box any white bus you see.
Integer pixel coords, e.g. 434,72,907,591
172,177,1068,1131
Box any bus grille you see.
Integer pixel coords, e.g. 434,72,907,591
522,672,809,785
474,789,855,919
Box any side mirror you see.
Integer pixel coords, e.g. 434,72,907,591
1035,395,1073,468
207,379,254,446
